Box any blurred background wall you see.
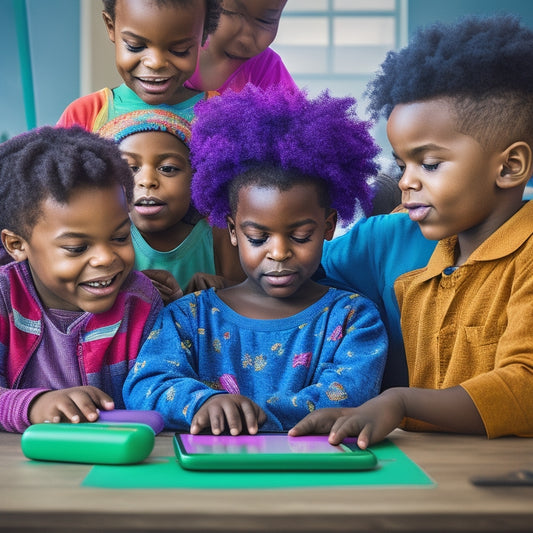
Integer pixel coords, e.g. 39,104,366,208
3,0,533,156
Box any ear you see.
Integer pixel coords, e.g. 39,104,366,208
102,11,116,43
1,229,29,262
323,210,337,241
226,216,238,247
496,141,532,189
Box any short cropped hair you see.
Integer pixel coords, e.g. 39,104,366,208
0,126,133,240
102,0,220,44
366,14,533,151
190,84,379,227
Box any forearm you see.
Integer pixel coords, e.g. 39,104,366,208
392,385,485,435
0,387,49,433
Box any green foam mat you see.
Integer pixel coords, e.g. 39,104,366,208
82,439,434,489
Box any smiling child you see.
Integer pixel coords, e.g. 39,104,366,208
0,126,162,432
185,0,296,93
57,0,221,130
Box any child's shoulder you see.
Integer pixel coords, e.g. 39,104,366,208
57,88,112,130
322,286,379,311
121,270,163,302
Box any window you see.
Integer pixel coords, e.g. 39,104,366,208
271,0,407,151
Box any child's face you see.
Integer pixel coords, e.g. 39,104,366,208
104,0,206,105
387,99,506,245
120,131,192,245
19,184,134,313
210,0,286,63
228,183,336,299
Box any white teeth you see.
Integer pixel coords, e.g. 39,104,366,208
138,199,157,206
86,279,113,288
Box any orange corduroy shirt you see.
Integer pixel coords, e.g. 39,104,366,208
394,201,533,438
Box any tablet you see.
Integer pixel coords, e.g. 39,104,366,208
173,433,378,471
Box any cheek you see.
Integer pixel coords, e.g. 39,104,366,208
121,245,136,268
237,243,262,267
256,29,277,50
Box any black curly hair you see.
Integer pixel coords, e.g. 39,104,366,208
0,126,133,240
102,0,220,44
366,14,533,150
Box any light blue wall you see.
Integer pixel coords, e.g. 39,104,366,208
1,0,79,139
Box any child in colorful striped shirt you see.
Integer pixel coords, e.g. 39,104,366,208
0,126,162,432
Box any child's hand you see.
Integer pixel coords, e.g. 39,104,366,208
185,272,231,293
142,269,183,304
190,394,267,436
28,386,115,425
289,390,406,449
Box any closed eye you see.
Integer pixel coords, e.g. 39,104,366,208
63,245,88,255
125,42,145,53
292,235,312,244
170,47,192,58
247,236,267,246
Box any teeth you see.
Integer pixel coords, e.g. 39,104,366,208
140,78,167,83
138,199,158,206
86,279,113,288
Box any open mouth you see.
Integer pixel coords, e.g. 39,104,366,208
86,278,114,289
136,77,173,94
135,198,163,207
134,197,165,216
138,76,171,85
82,273,120,293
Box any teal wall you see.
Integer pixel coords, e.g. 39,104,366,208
1,0,80,139
408,0,533,34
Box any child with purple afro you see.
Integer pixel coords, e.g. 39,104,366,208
123,84,387,434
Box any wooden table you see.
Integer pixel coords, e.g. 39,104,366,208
0,429,532,532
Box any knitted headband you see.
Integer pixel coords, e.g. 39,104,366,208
97,109,192,147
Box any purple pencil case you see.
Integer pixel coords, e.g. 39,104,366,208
98,409,165,434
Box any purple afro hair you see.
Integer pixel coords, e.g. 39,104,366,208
190,84,380,227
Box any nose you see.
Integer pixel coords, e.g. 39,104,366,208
266,236,292,262
398,166,421,192
135,167,158,190
89,244,117,268
142,48,168,71
230,16,258,55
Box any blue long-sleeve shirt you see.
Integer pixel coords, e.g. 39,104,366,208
123,287,387,431
319,213,436,390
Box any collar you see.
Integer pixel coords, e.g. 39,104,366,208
416,201,533,282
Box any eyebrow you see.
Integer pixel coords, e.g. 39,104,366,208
392,143,451,159
120,30,195,45
231,0,282,16
240,219,318,230
55,217,131,240
121,150,189,162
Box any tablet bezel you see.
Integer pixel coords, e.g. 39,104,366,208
173,433,378,471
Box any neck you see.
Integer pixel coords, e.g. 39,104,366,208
138,221,194,252
218,279,328,319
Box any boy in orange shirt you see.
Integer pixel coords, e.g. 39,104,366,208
291,14,533,446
